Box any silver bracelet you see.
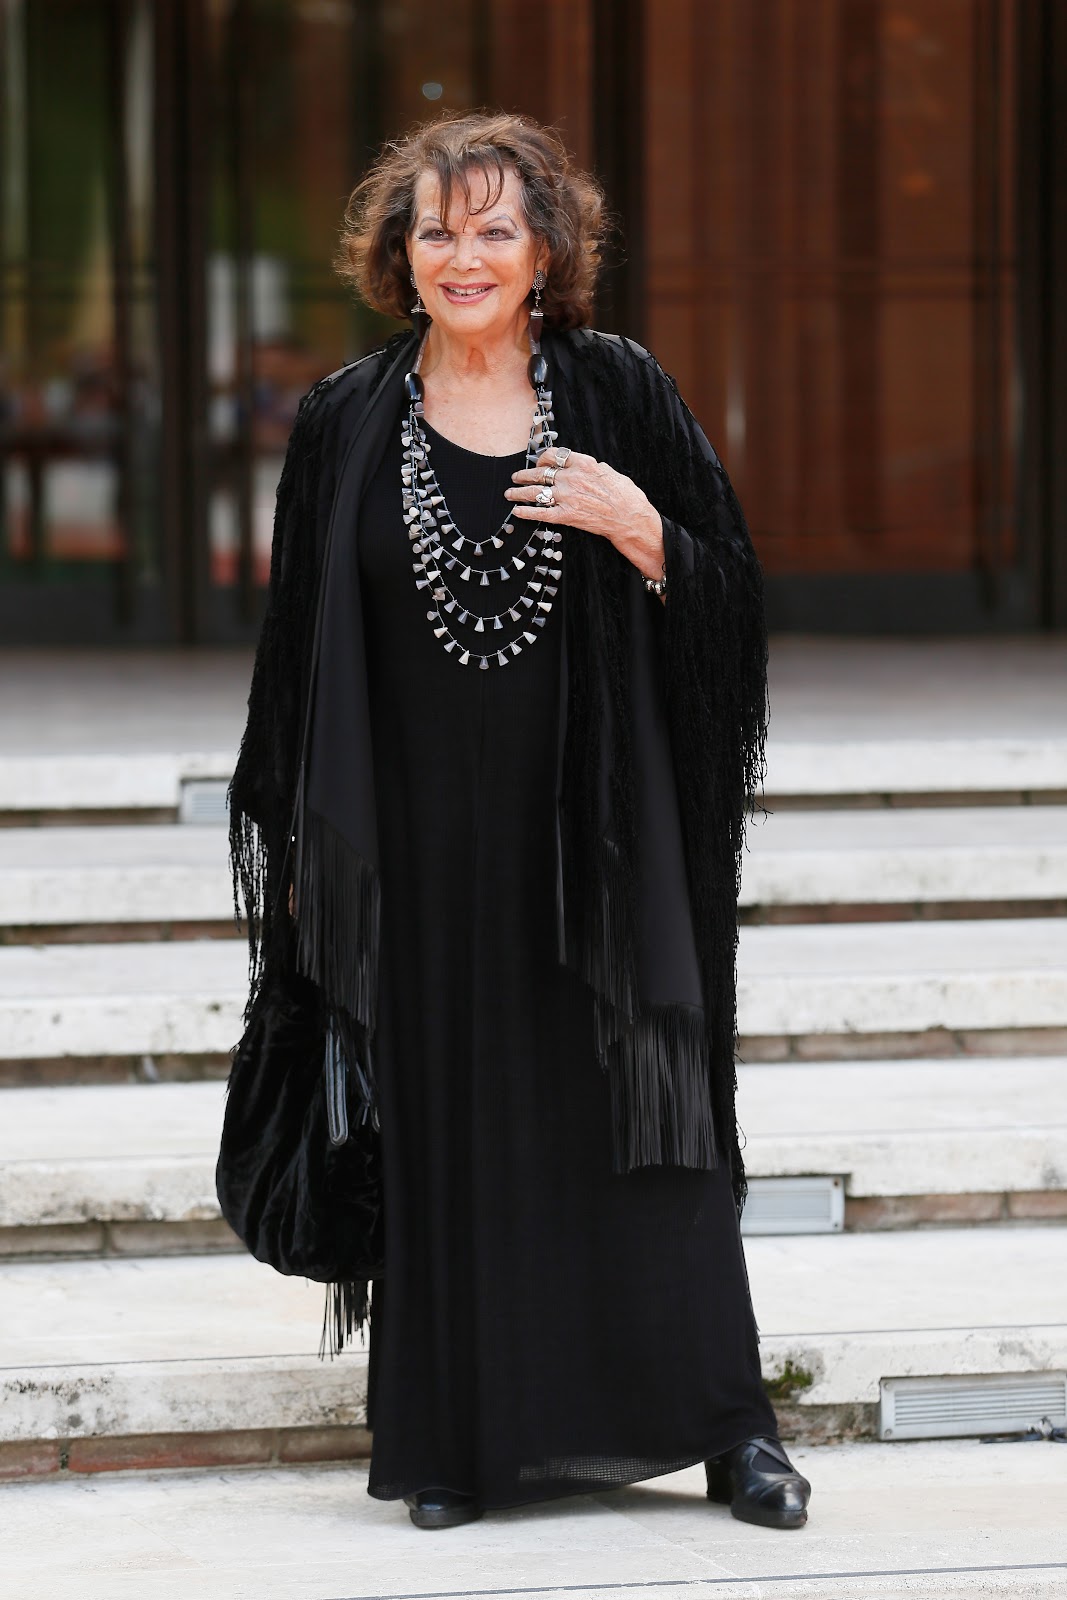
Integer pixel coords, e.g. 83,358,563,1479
643,566,667,597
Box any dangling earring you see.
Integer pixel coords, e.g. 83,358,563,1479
528,269,548,388
409,267,429,340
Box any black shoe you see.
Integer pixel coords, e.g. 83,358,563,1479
403,1487,484,1530
705,1436,810,1529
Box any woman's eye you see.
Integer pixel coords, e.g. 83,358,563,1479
416,226,513,242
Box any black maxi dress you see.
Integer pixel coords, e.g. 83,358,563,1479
358,418,777,1510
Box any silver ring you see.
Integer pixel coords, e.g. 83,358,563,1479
541,465,557,486
534,487,556,508
553,447,572,468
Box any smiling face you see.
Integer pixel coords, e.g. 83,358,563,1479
407,164,544,346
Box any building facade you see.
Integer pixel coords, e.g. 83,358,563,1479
1,0,1065,644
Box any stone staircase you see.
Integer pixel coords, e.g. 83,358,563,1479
1,656,1066,1480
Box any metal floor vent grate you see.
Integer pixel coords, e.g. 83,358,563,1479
179,779,230,826
740,1176,844,1235
881,1372,1067,1440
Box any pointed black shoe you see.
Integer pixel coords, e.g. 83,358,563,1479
403,1487,484,1530
705,1436,810,1529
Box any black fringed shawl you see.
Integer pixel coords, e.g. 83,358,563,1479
228,325,767,1316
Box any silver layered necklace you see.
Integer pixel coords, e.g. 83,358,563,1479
401,313,562,669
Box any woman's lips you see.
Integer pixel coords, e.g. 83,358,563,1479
439,284,495,303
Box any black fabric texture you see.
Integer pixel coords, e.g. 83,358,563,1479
357,420,777,1508
223,326,769,1344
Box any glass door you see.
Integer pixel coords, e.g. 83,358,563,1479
0,0,162,642
0,0,507,642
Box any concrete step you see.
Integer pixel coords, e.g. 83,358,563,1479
0,825,232,926
8,738,1067,818
1,1228,1063,1461
738,1057,1067,1197
2,1065,1064,1243
4,808,1066,930
762,638,1067,802
742,806,1067,907
0,1255,357,1452
737,916,1067,1043
0,1081,226,1235
0,753,233,816
3,920,1066,1062
0,940,245,1059
765,738,1067,801
751,1224,1067,1420
740,1056,1067,1218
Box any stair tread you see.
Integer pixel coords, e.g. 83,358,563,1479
0,825,228,869
1,1233,1064,1435
0,752,234,811
0,1255,328,1367
736,919,1067,1035
765,736,1067,796
3,919,1065,995
1,925,1065,1057
0,1081,227,1162
1,1230,1062,1357
0,825,234,924
748,1224,1067,1335
2,805,1064,863
4,812,1066,922
0,939,248,998
3,1061,1064,1157
739,917,1067,975
2,1064,1064,1227
738,1057,1067,1136
750,805,1067,851
10,736,1067,812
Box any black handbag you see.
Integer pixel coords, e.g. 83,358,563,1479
215,967,384,1295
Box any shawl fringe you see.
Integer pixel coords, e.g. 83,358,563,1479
319,1277,371,1359
606,1003,717,1172
559,330,769,1214
294,799,381,1035
229,804,271,1018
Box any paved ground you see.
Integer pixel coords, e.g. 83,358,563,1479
764,637,1067,743
3,637,1066,756
2,1442,1065,1600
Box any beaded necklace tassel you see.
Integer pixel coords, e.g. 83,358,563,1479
401,314,562,669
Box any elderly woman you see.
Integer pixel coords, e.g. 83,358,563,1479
222,111,810,1533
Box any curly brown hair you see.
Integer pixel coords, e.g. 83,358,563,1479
336,111,608,331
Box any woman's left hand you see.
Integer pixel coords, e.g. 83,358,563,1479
505,448,665,582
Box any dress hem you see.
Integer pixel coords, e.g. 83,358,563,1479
364,1419,780,1513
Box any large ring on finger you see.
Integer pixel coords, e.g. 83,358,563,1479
553,447,572,468
535,486,556,508
541,465,557,486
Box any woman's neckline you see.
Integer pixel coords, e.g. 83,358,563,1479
418,417,528,462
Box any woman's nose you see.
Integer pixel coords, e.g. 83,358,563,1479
450,235,482,269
